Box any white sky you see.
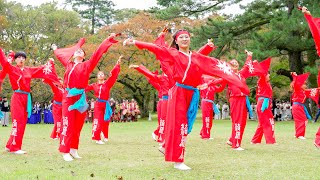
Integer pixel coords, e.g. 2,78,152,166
7,0,254,15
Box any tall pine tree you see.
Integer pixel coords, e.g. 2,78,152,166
66,0,115,34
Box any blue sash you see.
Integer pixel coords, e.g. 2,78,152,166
0,111,3,119
97,98,113,121
202,98,220,115
258,97,270,112
293,102,312,120
245,96,253,118
176,82,200,134
53,100,62,105
162,95,169,100
14,90,32,118
66,88,88,113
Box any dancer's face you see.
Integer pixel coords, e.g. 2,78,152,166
97,71,105,80
302,82,307,90
229,60,239,71
73,48,85,60
176,34,190,49
15,56,26,67
266,74,270,82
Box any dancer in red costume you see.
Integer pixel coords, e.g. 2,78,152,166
52,33,119,161
129,64,172,143
86,56,121,145
124,30,248,170
226,50,264,150
43,78,64,139
251,58,276,144
0,49,59,154
301,6,320,149
290,72,318,140
199,76,226,140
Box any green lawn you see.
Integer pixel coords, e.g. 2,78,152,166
0,113,319,179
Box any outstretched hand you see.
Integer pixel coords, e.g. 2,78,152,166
302,6,311,15
245,49,253,56
117,55,123,64
51,44,57,51
197,83,208,90
129,64,139,69
123,38,135,46
207,39,214,47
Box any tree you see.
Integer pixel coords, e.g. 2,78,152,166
66,0,115,34
83,12,202,116
152,0,241,19
0,1,84,103
191,0,320,100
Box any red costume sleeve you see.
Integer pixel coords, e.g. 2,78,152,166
154,33,168,47
54,38,86,67
105,63,120,88
0,48,14,73
133,65,161,91
134,65,160,84
85,83,94,92
197,44,217,56
85,37,118,73
192,53,250,94
304,13,320,57
0,70,7,86
135,41,174,67
305,88,319,104
30,60,60,83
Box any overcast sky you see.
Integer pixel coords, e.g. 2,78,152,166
7,0,254,15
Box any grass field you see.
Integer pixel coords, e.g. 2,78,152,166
0,112,319,179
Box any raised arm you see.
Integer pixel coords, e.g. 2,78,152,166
197,39,217,56
193,53,249,94
124,38,174,66
130,64,161,91
130,64,160,84
30,58,60,83
85,83,94,92
305,88,319,104
86,33,119,73
105,56,121,88
0,48,13,73
52,38,85,67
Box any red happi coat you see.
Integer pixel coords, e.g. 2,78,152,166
134,65,174,142
134,40,248,162
54,37,117,153
86,63,120,140
0,70,7,86
200,76,226,139
0,48,59,152
251,76,276,144
227,55,263,148
43,79,64,139
291,73,317,138
304,13,320,57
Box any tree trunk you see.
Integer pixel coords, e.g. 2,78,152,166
288,51,303,74
91,3,95,34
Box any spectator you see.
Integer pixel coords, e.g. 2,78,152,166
1,96,10,127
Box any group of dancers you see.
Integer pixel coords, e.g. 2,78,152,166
0,6,319,170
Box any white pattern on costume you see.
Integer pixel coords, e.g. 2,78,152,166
60,116,68,146
216,61,232,75
269,118,275,131
92,119,98,137
178,123,188,160
246,60,255,74
11,119,18,145
43,61,53,75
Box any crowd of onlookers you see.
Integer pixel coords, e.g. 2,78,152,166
213,100,294,121
0,97,141,125
86,98,140,123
